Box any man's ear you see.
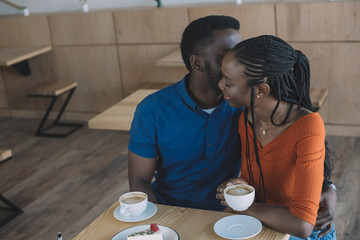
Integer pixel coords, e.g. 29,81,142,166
190,55,204,72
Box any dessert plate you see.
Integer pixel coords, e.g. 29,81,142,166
113,202,157,222
110,225,179,240
214,215,262,240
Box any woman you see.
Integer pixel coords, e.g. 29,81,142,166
217,35,335,239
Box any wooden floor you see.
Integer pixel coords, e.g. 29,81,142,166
0,117,358,240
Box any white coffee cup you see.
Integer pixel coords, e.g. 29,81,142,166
119,191,148,217
224,184,255,211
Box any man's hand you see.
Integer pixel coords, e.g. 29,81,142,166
216,177,248,207
314,184,337,237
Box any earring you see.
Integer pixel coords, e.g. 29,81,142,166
257,95,260,98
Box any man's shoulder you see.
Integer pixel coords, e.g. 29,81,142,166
137,81,181,109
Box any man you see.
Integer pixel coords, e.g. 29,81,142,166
128,15,335,237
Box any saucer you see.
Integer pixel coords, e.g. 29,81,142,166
214,215,262,239
113,202,157,222
110,225,179,240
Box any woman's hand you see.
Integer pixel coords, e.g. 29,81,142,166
314,184,337,237
216,177,248,207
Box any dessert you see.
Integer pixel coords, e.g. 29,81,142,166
127,223,163,240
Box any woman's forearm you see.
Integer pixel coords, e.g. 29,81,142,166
242,203,314,238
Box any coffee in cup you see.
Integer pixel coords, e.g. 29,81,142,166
224,184,255,211
119,192,148,217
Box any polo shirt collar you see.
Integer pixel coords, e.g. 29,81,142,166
177,74,226,114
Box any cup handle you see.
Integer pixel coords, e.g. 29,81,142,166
120,206,132,217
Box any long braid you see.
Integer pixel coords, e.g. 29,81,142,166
250,85,266,202
244,108,254,188
231,35,333,201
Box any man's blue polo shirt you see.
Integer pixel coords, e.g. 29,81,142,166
129,75,242,211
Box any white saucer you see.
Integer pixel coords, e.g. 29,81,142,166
214,215,262,240
113,202,157,222
110,225,179,240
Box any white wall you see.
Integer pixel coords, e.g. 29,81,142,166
0,0,236,16
0,0,339,16
1,0,332,16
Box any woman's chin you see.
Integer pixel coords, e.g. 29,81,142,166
228,101,237,108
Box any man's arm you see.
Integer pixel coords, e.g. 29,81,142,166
315,184,337,237
128,149,158,203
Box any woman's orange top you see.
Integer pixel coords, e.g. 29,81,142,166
239,111,325,225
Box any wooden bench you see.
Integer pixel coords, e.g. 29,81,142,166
27,81,83,138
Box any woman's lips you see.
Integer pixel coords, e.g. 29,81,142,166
223,94,230,101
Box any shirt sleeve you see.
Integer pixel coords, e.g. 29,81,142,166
289,117,325,225
128,104,158,158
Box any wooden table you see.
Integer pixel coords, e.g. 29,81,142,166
0,46,52,75
0,149,12,163
88,86,328,131
89,51,328,131
73,202,289,240
0,46,52,67
88,82,170,131
88,89,158,131
156,49,183,67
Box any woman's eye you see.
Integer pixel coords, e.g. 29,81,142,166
225,83,232,87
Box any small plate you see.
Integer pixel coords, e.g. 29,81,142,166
214,215,262,240
113,202,157,222
110,225,179,240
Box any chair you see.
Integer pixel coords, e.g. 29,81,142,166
27,81,83,138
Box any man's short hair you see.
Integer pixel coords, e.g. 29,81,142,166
180,15,240,72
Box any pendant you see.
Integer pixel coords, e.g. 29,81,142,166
263,129,266,135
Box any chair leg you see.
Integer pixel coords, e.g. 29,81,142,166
33,88,83,138
0,194,23,227
53,88,75,125
35,96,57,136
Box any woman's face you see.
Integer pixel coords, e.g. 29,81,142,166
218,51,252,108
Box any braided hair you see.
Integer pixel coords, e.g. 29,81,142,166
231,35,333,201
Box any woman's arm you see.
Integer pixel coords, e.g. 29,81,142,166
242,203,314,238
217,178,314,238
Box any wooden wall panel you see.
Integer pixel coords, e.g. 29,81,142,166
2,52,57,111
189,4,276,40
54,46,123,113
0,15,51,47
114,8,189,44
277,1,360,41
118,45,188,96
49,11,116,45
291,42,360,126
0,69,9,108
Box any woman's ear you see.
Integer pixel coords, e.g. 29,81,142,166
190,55,204,72
257,82,271,97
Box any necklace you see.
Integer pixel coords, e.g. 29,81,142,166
259,102,287,135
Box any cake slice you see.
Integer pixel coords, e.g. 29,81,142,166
127,223,163,240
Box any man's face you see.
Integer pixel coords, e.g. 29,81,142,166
203,29,242,92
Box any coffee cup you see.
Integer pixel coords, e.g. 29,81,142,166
224,184,255,211
119,192,148,217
